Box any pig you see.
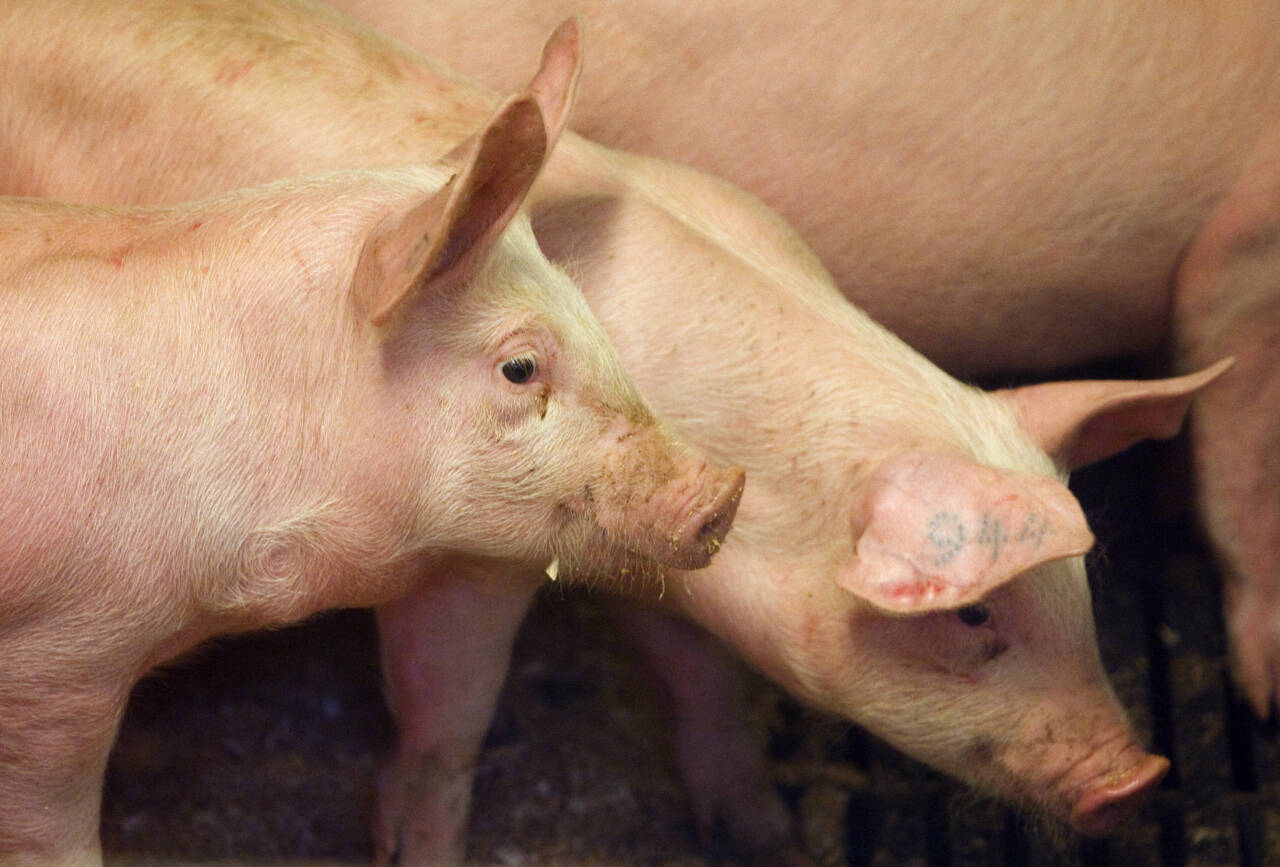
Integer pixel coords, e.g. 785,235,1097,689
0,91,744,864
327,0,1280,721
0,0,1224,860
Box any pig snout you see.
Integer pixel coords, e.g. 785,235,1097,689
662,463,746,569
1069,747,1169,836
1017,727,1168,836
596,456,745,571
988,696,1169,837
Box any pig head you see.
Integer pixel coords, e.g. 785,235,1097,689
353,96,742,578
664,356,1229,837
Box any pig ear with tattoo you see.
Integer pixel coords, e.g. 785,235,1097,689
837,359,1233,613
836,451,1095,612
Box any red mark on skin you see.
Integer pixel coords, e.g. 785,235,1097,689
214,59,256,85
801,610,821,641
883,577,949,600
188,221,203,232
106,242,135,269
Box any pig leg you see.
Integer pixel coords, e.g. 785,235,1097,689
1174,143,1280,718
0,659,128,864
374,571,541,866
606,602,799,858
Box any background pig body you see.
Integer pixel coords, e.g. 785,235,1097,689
328,0,1279,372
328,0,1280,719
0,0,1200,860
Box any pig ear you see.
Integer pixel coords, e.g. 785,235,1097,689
432,18,580,168
996,359,1234,468
835,451,1095,613
354,92,548,326
526,17,584,149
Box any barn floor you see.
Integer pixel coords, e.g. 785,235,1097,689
100,433,1279,866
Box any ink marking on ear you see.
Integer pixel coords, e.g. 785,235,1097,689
925,510,1054,568
976,513,1008,563
927,511,967,567
1017,513,1050,548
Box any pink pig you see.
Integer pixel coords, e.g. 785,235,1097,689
0,92,743,864
0,0,1229,861
329,0,1280,720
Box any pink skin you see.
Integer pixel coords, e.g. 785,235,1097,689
606,602,801,855
375,563,542,866
327,0,1280,719
0,76,741,866
0,1,1223,861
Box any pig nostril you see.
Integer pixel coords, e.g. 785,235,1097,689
697,507,733,551
659,468,745,569
698,471,745,548
680,470,744,565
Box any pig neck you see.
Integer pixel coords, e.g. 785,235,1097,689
534,138,1011,472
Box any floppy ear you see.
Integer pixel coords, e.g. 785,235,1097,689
353,92,548,326
997,359,1233,468
835,451,1095,613
526,18,583,149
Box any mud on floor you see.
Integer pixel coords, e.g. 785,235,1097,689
101,439,1279,866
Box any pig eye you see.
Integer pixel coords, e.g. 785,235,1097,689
501,356,537,384
956,603,991,627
